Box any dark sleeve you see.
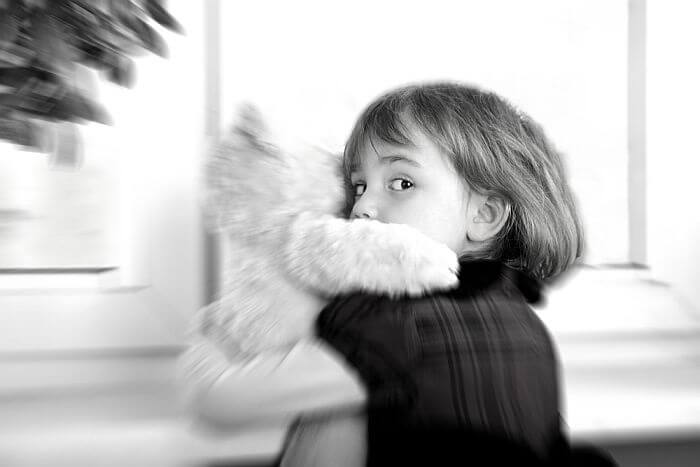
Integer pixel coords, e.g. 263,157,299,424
316,293,418,410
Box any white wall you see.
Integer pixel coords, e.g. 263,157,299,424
220,0,630,264
647,0,700,310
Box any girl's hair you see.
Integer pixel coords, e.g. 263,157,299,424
343,82,584,282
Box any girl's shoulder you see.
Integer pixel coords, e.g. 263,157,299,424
449,259,542,304
316,290,405,338
316,260,543,333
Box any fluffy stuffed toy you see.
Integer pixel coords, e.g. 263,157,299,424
192,104,459,363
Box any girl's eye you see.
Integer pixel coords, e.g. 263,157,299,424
389,178,414,191
353,183,366,197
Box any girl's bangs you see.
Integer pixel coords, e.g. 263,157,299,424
345,103,414,175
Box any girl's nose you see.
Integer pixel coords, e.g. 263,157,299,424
351,197,378,220
353,210,375,219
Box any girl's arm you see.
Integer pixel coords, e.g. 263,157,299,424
178,336,367,429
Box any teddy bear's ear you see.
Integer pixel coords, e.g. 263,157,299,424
229,103,270,148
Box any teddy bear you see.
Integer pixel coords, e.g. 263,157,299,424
190,104,459,364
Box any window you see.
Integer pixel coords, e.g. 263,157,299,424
0,1,206,354
0,124,120,271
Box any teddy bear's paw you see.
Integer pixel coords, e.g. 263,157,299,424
284,216,460,297
363,221,460,297
391,232,460,297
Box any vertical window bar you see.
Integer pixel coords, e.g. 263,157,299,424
204,0,222,304
628,0,647,266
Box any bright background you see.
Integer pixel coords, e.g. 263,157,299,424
220,0,630,265
1,2,700,466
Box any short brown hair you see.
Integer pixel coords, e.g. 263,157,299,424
344,82,583,281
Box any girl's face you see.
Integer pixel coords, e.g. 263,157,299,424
349,124,472,256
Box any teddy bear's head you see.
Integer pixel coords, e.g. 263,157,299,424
203,105,346,245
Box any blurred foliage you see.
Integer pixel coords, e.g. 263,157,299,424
0,0,183,164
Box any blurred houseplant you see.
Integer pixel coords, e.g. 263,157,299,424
0,0,183,166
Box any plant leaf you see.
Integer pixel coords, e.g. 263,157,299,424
96,13,146,56
0,92,24,110
0,7,20,49
0,66,59,88
144,0,184,34
30,11,75,68
119,11,168,57
75,38,119,71
0,114,40,149
57,91,112,124
105,53,135,88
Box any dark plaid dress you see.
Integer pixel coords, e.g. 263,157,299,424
316,259,570,466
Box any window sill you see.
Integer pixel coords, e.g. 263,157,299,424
0,286,186,354
534,266,700,443
536,265,700,336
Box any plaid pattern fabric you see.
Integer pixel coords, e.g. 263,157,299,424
317,260,567,466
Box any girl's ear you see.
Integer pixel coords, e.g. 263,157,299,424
466,193,511,242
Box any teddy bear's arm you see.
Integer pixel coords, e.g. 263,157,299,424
177,336,367,427
177,335,234,402
283,213,459,298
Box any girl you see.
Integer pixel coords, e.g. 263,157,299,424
181,82,600,466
